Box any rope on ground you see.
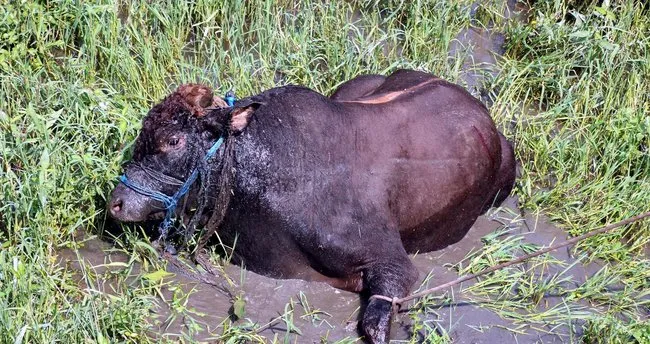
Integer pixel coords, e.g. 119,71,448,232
161,250,235,297
371,210,650,311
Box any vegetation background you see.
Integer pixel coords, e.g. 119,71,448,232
0,0,648,343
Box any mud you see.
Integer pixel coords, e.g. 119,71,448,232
59,196,605,343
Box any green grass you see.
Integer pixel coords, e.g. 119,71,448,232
1,0,648,343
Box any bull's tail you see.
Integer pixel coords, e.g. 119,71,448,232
482,133,516,213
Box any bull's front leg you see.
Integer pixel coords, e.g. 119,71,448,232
295,217,417,343
361,253,418,343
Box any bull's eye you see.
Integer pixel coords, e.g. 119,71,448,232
167,137,180,146
160,135,184,152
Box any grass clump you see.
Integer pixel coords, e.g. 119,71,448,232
456,2,650,339
583,315,650,344
493,1,650,245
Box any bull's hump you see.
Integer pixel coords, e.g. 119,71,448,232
335,77,443,105
246,85,323,106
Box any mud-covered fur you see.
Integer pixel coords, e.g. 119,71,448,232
108,70,516,343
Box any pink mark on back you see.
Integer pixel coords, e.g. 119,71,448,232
337,78,440,105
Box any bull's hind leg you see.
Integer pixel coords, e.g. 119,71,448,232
361,252,418,343
481,133,516,213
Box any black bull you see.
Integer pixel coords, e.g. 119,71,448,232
108,69,516,343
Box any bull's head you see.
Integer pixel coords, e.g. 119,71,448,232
108,84,256,225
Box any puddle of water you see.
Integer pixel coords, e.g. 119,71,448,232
449,27,504,100
450,1,531,105
59,197,604,343
57,233,142,294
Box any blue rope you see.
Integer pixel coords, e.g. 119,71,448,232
119,137,224,233
118,91,236,237
224,90,236,107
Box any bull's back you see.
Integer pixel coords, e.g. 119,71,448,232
339,78,504,252
237,79,507,254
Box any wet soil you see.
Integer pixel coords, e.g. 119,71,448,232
59,197,604,343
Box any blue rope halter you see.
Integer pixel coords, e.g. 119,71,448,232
119,137,224,234
118,91,235,236
224,90,236,107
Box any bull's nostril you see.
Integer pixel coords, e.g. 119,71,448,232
110,199,123,215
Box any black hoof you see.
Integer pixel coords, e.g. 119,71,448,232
361,298,393,344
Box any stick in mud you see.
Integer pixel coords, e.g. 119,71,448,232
371,210,650,308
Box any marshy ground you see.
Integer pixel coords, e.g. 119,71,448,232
59,198,609,343
1,1,648,343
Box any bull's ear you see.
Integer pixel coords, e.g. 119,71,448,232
230,103,260,132
199,109,229,137
176,84,228,117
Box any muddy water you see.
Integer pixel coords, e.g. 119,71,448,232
59,197,604,343
449,0,530,105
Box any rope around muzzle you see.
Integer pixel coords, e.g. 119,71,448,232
119,136,224,239
370,210,650,313
118,92,236,242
